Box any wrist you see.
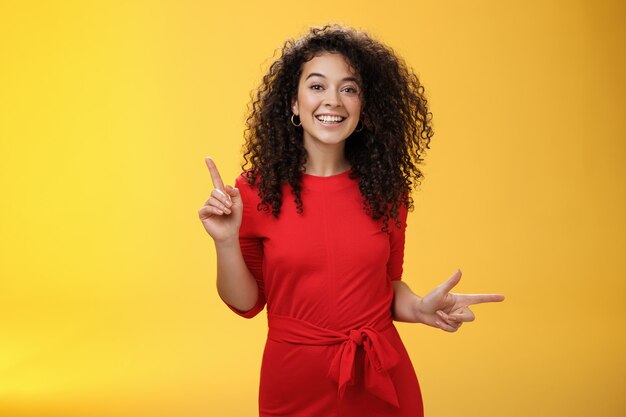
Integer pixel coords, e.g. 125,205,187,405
214,235,240,250
411,296,426,324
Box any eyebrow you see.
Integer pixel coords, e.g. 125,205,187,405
305,72,360,83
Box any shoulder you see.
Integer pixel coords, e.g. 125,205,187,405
235,170,261,204
235,170,257,189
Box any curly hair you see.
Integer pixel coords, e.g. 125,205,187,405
241,23,433,231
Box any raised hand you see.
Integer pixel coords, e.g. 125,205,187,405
198,157,243,243
415,269,505,332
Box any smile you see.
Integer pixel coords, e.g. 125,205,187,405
315,115,346,124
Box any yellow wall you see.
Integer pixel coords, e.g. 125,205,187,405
1,1,624,416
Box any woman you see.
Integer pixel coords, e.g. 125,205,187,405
199,24,504,417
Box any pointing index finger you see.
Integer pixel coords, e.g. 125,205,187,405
461,293,506,306
205,157,225,191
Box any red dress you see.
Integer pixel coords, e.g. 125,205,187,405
223,169,424,417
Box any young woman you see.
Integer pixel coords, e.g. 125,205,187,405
199,24,504,417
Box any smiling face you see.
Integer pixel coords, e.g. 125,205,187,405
291,52,363,150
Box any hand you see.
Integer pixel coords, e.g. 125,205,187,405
198,157,243,243
414,269,505,332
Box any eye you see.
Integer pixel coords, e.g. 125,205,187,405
309,84,323,90
343,86,359,94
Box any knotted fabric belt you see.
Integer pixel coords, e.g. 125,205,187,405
267,313,400,408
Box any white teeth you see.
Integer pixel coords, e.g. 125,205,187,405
316,115,345,123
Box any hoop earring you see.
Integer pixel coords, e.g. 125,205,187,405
291,114,302,127
354,120,364,132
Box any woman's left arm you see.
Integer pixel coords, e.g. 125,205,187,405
391,269,505,332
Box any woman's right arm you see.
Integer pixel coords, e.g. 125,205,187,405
198,157,258,313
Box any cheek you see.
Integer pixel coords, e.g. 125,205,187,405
298,94,318,113
347,97,362,113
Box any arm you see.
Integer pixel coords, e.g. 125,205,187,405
199,157,262,315
214,236,259,312
387,201,504,330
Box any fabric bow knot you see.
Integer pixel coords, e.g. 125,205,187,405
328,326,400,407
267,313,401,408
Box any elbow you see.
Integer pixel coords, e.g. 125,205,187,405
224,294,265,319
217,286,258,313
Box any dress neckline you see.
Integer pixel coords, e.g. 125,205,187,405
301,168,356,191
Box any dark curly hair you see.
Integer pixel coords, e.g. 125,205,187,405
241,23,433,231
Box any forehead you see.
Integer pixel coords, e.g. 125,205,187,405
300,52,360,82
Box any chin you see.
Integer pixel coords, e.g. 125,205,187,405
304,128,357,145
308,134,351,146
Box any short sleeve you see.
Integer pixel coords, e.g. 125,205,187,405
223,174,266,318
387,204,408,281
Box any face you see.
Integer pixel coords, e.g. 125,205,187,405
291,52,363,148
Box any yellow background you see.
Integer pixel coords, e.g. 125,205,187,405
1,1,624,416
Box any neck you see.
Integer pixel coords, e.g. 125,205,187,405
303,140,350,177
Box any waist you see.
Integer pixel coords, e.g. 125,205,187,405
267,312,394,345
266,311,401,407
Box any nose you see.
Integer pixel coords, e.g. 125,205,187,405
323,90,342,107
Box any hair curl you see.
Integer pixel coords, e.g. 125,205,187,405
241,23,433,231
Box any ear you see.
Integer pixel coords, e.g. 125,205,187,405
291,97,299,115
